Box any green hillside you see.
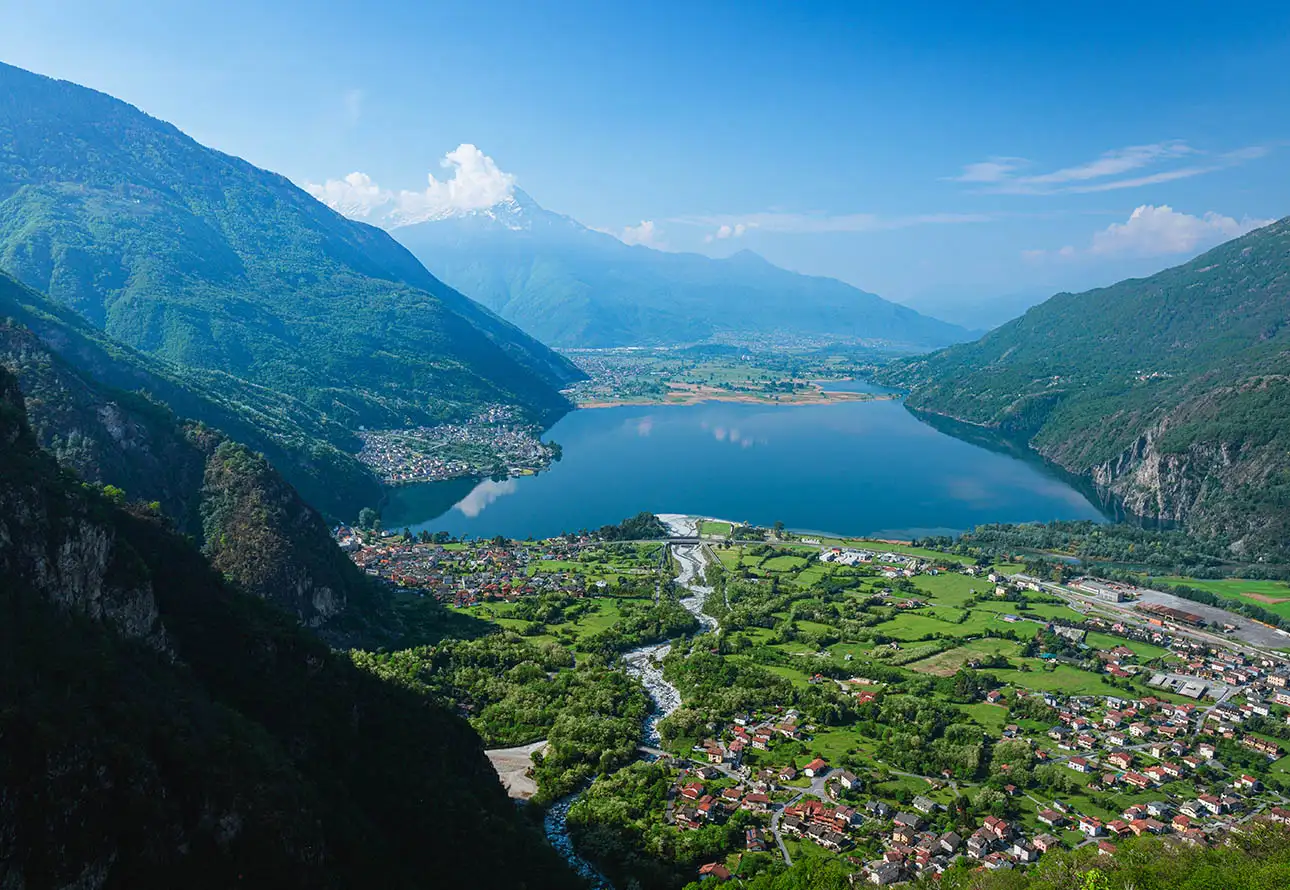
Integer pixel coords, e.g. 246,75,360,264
0,268,379,518
877,217,1290,558
0,364,578,889
0,280,397,640
0,62,581,431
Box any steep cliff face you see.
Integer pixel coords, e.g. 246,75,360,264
1088,427,1230,522
0,366,579,890
0,369,168,650
1,317,209,527
1080,382,1290,556
1,313,390,641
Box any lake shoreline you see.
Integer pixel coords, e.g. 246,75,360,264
380,399,1110,540
575,388,893,409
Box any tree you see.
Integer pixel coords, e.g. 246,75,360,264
357,507,378,530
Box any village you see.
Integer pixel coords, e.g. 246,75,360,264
651,647,1290,885
337,527,626,607
625,533,1290,885
335,519,1290,886
354,404,558,484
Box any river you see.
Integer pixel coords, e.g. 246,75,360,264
382,395,1107,541
543,516,718,886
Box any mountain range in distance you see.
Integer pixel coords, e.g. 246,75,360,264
387,188,976,350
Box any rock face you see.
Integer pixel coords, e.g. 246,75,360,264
1083,405,1287,555
1089,426,1226,522
0,370,167,650
1,310,385,642
0,365,580,890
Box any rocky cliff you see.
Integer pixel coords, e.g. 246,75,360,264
0,310,390,642
0,368,168,650
0,365,578,890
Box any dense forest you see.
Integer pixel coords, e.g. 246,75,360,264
352,633,651,802
923,520,1290,577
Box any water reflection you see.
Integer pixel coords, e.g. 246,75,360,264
382,397,1110,540
454,478,519,518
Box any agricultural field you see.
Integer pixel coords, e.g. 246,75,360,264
698,519,733,537
460,593,643,649
905,638,1024,677
1156,576,1290,620
451,524,1290,890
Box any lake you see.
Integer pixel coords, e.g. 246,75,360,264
381,395,1109,540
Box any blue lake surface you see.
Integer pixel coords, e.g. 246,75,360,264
382,396,1108,540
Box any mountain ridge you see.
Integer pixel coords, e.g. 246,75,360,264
388,188,972,349
0,61,582,431
0,267,380,518
876,216,1290,559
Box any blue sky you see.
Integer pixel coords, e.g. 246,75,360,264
4,0,1288,322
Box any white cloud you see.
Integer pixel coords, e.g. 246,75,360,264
306,171,390,220
1089,205,1273,256
949,157,1028,183
953,141,1269,195
706,222,750,242
1024,205,1274,261
397,144,516,221
620,220,663,247
1025,141,1194,186
304,143,516,227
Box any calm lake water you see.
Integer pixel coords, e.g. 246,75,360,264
381,395,1108,540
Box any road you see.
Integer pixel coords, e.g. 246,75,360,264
768,772,831,867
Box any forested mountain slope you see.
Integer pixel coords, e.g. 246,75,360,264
393,190,971,349
877,217,1290,558
0,272,390,639
0,61,581,429
0,268,379,517
0,365,579,890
